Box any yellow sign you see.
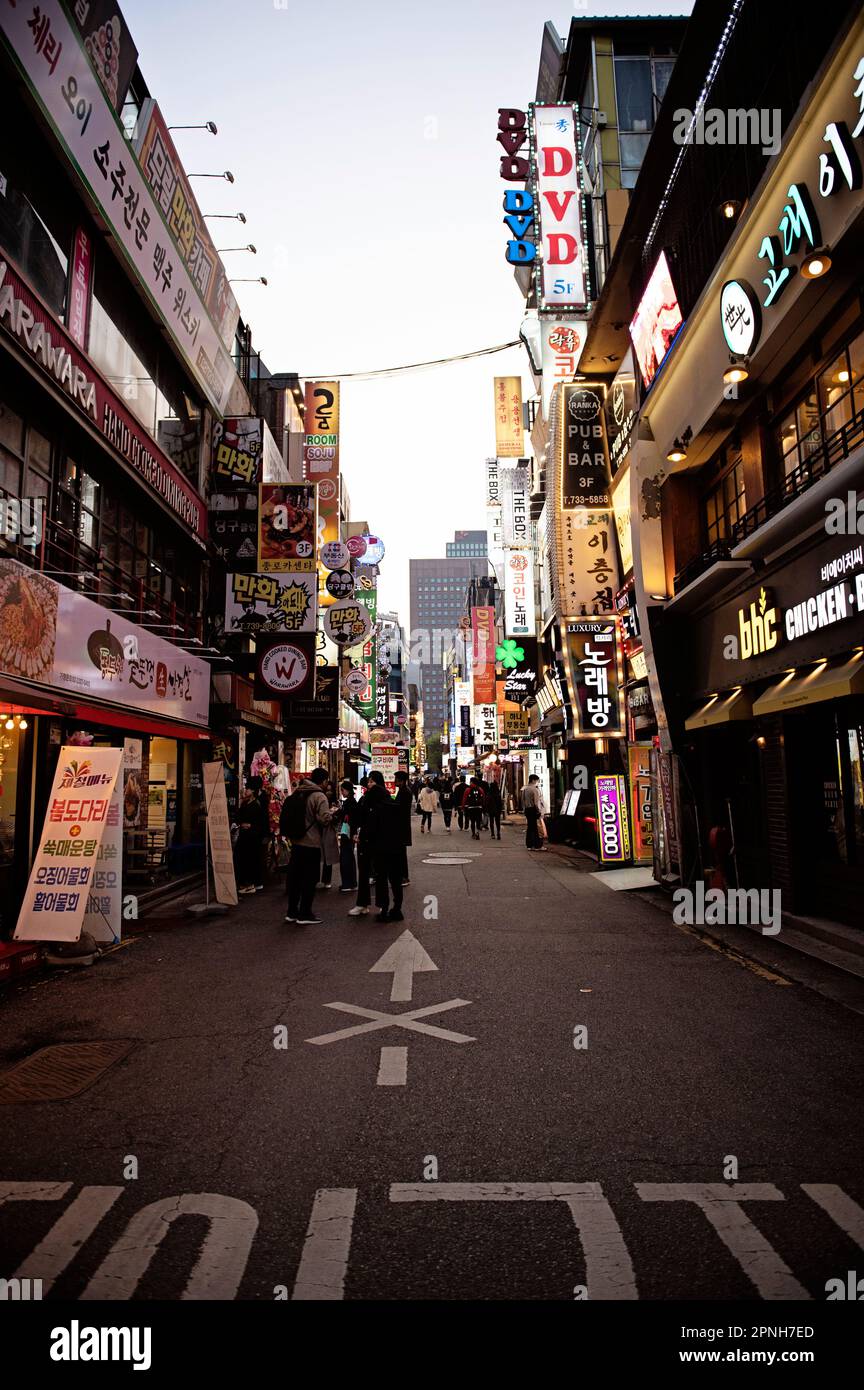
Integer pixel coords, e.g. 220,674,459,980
737,587,778,658
493,376,524,457
502,709,529,736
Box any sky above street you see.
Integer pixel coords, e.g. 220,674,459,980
125,0,690,626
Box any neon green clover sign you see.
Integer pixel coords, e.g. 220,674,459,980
496,639,525,670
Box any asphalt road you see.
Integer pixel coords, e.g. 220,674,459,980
1,820,863,1302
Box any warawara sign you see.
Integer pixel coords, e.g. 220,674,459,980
0,0,234,414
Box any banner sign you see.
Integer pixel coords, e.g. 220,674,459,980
370,743,399,794
209,493,258,570
67,226,92,350
323,598,373,650
605,353,638,472
473,703,498,748
530,103,589,311
628,745,653,864
282,664,338,735
14,746,123,941
0,0,235,413
0,558,210,725
303,380,340,544
562,618,625,737
610,465,633,577
471,605,497,703
501,709,529,737
486,457,501,510
257,484,317,572
493,377,524,458
212,418,263,487
133,100,240,351
225,571,317,635
203,762,238,906
83,778,121,944
559,383,611,509
0,259,207,540
501,464,532,546
595,774,630,863
355,578,378,722
541,318,587,418
70,0,138,114
558,511,619,615
503,549,535,638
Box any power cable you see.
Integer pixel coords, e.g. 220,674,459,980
303,340,522,381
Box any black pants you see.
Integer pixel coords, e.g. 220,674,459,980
442,808,452,828
287,844,320,918
525,807,541,849
375,852,404,914
457,808,466,829
466,808,482,837
397,846,409,882
235,829,259,888
420,811,432,830
356,841,373,907
339,835,357,890
488,812,501,837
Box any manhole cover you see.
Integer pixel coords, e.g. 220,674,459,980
422,857,474,865
0,1040,134,1104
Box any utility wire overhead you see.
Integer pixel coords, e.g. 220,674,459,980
303,339,522,381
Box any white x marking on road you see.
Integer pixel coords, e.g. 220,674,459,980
306,999,476,1046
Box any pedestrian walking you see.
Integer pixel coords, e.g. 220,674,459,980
521,774,547,851
393,770,413,884
319,780,340,889
464,777,486,840
418,780,438,833
485,778,503,840
348,779,375,917
454,774,469,830
337,780,360,892
438,776,454,832
360,770,405,923
280,767,334,924
235,788,265,894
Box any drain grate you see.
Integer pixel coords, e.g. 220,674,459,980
0,1040,134,1104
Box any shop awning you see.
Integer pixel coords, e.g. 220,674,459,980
685,688,753,730
752,655,864,716
71,700,212,741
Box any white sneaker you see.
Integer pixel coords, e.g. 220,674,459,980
239,885,256,895
348,905,370,916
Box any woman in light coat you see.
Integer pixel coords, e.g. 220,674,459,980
418,783,439,834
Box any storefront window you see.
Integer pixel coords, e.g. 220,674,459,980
704,453,745,545
0,723,20,869
848,724,864,862
776,328,864,484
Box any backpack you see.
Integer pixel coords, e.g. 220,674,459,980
466,786,484,809
281,788,313,842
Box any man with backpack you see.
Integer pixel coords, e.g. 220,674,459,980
454,774,469,831
485,778,503,840
280,767,334,924
464,777,486,840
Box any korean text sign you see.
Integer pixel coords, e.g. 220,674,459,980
531,104,588,310
0,0,234,413
471,605,497,704
493,377,524,458
563,618,624,737
595,774,630,863
15,747,123,941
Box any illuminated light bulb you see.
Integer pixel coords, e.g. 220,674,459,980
4,718,14,730
18,718,27,730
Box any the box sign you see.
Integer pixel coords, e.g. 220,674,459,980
595,774,630,863
0,0,234,412
14,747,123,942
562,618,625,737
529,103,589,311
0,259,206,539
501,464,532,546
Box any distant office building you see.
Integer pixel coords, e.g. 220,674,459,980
446,530,488,558
409,548,489,740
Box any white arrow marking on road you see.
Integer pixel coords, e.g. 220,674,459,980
369,929,438,1002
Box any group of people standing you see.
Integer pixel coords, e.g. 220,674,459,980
278,767,413,926
407,773,504,840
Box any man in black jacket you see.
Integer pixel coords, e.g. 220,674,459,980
485,778,503,839
360,771,405,922
393,770,413,885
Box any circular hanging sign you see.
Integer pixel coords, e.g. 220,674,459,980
317,478,337,503
259,641,311,695
720,278,761,356
320,539,350,571
355,533,385,565
343,667,369,697
323,598,373,649
567,388,601,423
326,568,355,599
346,535,367,559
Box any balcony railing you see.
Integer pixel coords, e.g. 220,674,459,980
673,404,864,594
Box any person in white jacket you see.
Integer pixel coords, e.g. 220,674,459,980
417,782,439,834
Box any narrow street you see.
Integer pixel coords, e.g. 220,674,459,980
2,826,862,1303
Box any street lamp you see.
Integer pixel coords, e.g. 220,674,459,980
229,277,268,285
188,170,234,183
204,212,246,223
168,121,217,134
217,244,256,254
